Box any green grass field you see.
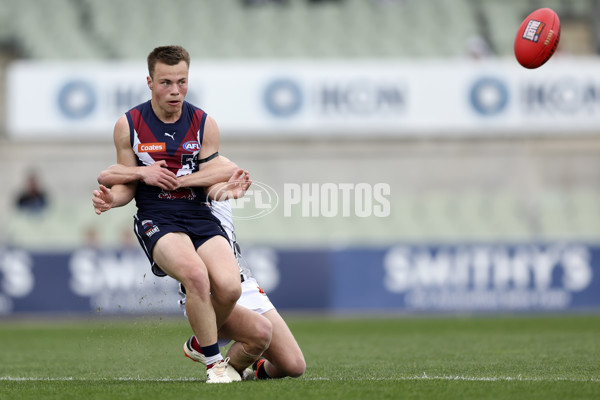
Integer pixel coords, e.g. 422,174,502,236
0,314,599,400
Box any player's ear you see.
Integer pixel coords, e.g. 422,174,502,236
147,76,153,90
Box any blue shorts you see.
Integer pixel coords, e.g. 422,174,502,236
133,210,229,277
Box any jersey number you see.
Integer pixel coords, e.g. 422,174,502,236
181,154,198,173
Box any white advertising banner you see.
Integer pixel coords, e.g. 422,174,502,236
6,58,600,139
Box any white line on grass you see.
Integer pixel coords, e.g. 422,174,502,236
1,375,599,383
305,375,600,383
0,377,199,382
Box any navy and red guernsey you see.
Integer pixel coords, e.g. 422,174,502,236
126,100,210,214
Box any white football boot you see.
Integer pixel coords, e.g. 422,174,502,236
183,336,206,364
206,357,241,383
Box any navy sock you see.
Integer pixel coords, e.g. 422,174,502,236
200,343,223,368
255,358,271,380
200,343,220,358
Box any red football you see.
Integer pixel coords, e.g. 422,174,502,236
514,8,561,69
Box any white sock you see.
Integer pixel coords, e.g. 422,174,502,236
205,353,224,368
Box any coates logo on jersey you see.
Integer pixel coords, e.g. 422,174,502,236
138,143,166,153
158,188,196,200
183,141,199,152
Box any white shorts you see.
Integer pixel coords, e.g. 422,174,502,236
236,276,275,315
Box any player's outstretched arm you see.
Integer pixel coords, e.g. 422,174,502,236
206,169,252,201
93,116,138,214
92,183,136,215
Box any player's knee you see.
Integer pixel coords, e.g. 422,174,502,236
214,283,241,306
225,284,242,304
246,317,272,355
255,317,272,352
180,267,210,297
230,284,242,302
285,356,306,378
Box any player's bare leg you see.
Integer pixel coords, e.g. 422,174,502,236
153,233,218,346
256,309,305,379
154,233,240,382
197,236,242,328
220,306,272,373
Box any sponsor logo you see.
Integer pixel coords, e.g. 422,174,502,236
158,188,196,200
145,226,160,237
522,20,545,43
383,244,594,311
164,132,176,140
544,29,555,46
141,220,159,237
138,142,166,153
68,248,181,313
0,249,34,315
57,80,97,119
320,80,407,116
141,220,153,230
522,78,600,115
470,77,509,116
183,141,200,152
264,79,303,117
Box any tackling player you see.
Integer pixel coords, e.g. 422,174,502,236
94,45,245,383
95,157,305,380
180,197,305,380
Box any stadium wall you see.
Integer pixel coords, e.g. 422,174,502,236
1,243,599,315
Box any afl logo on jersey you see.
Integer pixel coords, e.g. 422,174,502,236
183,141,200,152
